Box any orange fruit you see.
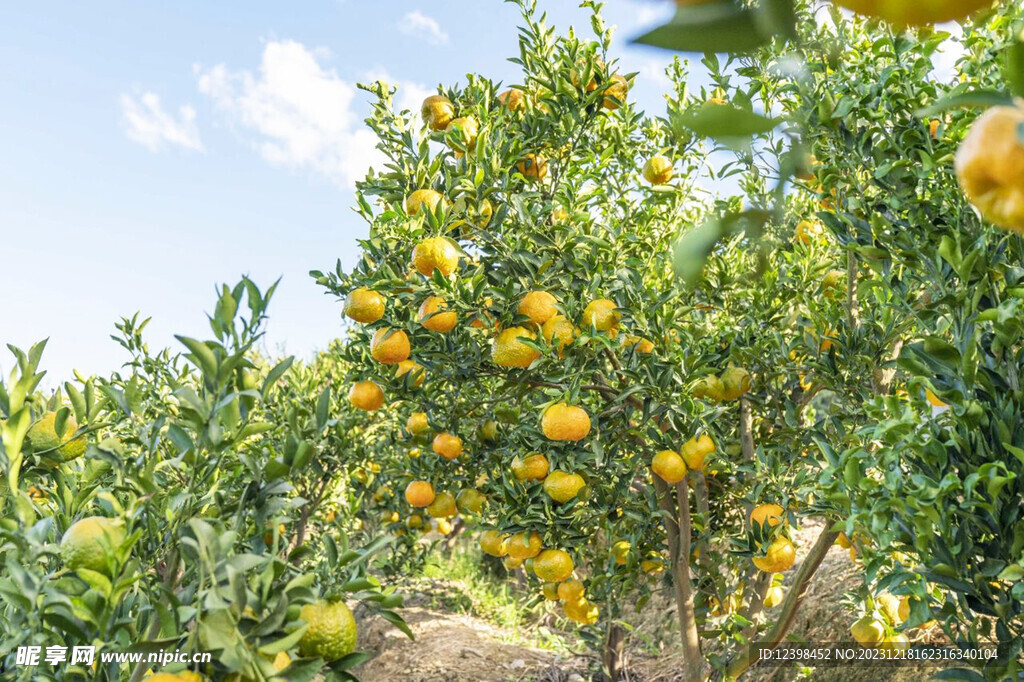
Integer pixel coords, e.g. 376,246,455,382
456,488,486,515
601,74,628,110
395,360,425,387
407,411,429,435
624,335,655,354
418,296,458,332
370,328,410,364
518,291,559,327
956,105,1024,233
498,88,525,111
541,403,591,441
643,156,674,184
850,615,885,646
511,453,549,482
491,327,541,368
680,434,714,471
405,480,435,508
406,189,446,216
541,315,577,355
506,531,543,559
517,153,548,180
412,237,460,277
343,287,385,323
534,549,574,582
753,537,796,573
421,94,455,130
720,367,751,401
582,298,621,336
432,432,463,460
557,578,585,602
542,582,561,600
446,116,479,153
427,491,457,518
479,530,509,557
543,470,586,503
612,540,631,565
564,597,599,624
794,220,824,245
348,380,385,411
750,504,785,528
652,450,687,484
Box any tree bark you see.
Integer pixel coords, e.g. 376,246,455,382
602,622,627,681
675,477,704,681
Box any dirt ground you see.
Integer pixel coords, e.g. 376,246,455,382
354,522,944,681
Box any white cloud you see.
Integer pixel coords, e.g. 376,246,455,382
636,59,671,89
398,10,449,46
120,92,203,152
196,40,427,188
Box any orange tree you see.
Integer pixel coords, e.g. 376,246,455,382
0,280,410,681
639,0,1024,678
310,1,893,679
781,4,1024,678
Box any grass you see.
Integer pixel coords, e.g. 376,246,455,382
418,545,574,654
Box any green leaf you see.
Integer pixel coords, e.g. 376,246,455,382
256,624,308,656
916,88,1012,118
1003,30,1024,99
672,218,726,286
633,3,768,54
676,102,779,140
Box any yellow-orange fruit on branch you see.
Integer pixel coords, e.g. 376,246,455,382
956,105,1024,233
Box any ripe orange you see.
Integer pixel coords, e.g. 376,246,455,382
564,597,599,624
517,153,548,180
541,402,591,441
370,328,410,364
432,432,463,460
348,380,385,411
624,335,655,354
406,189,445,216
543,470,585,503
850,615,885,645
753,536,796,573
534,549,574,582
652,450,687,484
395,360,425,387
541,315,577,355
794,220,824,245
479,530,509,557
421,94,455,130
720,367,751,401
418,296,458,333
602,74,629,110
557,578,585,602
427,491,457,518
643,155,674,184
343,287,385,323
506,531,543,559
405,481,435,508
692,375,725,402
491,327,541,368
750,503,785,528
446,116,479,153
518,291,559,327
582,298,621,336
498,88,525,111
407,411,430,435
612,540,631,566
511,453,549,482
680,434,715,471
956,105,1024,233
412,237,460,277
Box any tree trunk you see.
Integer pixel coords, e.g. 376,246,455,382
602,622,627,681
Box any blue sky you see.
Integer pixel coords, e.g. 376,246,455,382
0,0,689,383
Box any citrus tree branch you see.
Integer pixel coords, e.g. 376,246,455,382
725,525,839,680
